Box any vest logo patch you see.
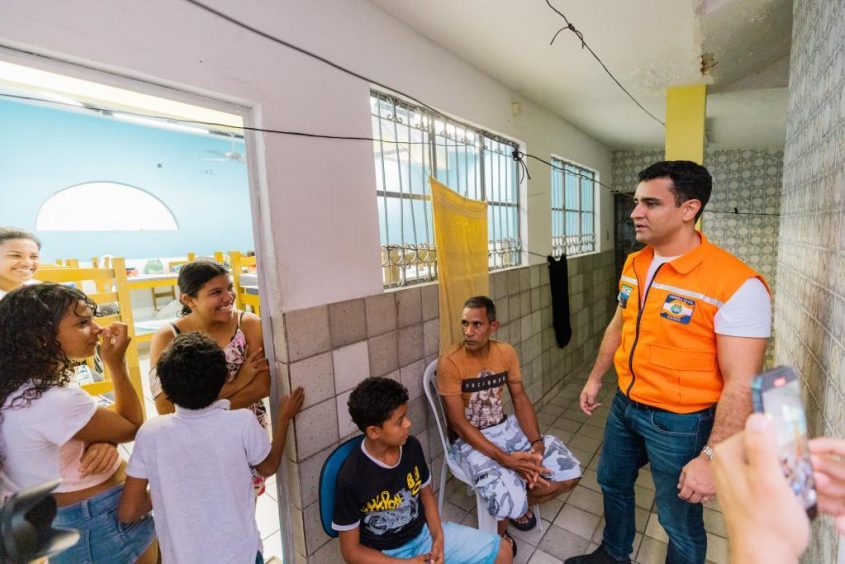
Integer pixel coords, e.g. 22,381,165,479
618,284,633,309
660,294,695,324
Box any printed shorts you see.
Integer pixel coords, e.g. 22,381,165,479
451,414,582,520
383,522,501,564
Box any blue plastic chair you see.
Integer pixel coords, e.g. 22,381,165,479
318,434,365,537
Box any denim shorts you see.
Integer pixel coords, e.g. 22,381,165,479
49,483,155,564
382,522,500,564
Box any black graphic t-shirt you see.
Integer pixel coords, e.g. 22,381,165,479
332,436,431,550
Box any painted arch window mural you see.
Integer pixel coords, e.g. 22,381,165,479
36,182,178,231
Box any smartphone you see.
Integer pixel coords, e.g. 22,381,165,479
751,366,817,518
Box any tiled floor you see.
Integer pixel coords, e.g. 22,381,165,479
132,354,284,559
438,372,730,564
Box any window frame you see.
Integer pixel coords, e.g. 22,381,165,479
371,91,522,287
550,156,598,257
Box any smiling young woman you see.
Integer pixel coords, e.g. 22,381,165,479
0,227,41,298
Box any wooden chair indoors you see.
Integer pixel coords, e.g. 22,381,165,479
37,257,146,419
229,251,260,316
166,252,196,273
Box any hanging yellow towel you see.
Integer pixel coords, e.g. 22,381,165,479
431,177,490,354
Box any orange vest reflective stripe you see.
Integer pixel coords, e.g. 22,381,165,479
613,232,770,413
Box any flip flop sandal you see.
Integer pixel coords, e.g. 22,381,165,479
509,510,537,531
502,531,517,558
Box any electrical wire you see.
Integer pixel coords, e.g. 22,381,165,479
1,91,779,219
179,0,773,219
0,92,436,144
182,0,447,120
545,0,666,128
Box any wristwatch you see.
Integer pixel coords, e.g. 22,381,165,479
701,445,715,461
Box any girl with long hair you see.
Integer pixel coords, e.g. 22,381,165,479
0,283,156,563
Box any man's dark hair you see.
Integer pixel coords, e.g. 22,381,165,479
463,296,496,323
157,332,227,410
0,227,41,249
348,377,409,432
638,160,712,221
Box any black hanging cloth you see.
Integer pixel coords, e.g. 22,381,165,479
547,254,572,348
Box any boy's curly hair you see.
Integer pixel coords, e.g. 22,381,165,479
157,332,227,410
347,377,409,432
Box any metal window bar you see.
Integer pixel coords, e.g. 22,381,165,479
372,91,522,287
551,157,597,257
372,92,438,287
483,136,521,270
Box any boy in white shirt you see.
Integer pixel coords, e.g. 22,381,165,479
118,332,304,564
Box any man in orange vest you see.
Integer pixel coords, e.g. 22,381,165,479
566,161,771,564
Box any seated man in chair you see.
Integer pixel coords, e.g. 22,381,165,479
438,296,581,541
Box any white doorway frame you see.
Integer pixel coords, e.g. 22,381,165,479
0,42,293,563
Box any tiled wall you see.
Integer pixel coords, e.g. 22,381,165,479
612,148,783,285
702,148,784,367
275,251,617,562
775,0,844,561
701,147,783,291
610,150,665,195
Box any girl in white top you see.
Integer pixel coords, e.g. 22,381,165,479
0,228,123,492
0,283,156,563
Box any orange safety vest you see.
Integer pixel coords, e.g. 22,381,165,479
613,232,770,413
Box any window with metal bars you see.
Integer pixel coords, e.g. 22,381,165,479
371,91,522,287
551,157,597,257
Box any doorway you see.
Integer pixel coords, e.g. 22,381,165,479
0,54,286,560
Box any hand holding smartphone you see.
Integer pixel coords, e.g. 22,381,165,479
751,366,817,518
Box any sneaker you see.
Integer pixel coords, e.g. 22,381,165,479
564,544,631,564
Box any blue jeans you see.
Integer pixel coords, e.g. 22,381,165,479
597,390,714,563
50,484,155,564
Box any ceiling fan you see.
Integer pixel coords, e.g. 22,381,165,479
201,136,246,164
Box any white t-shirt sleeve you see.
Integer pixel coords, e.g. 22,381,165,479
242,413,272,467
148,366,163,398
126,428,149,479
35,386,98,445
714,278,772,338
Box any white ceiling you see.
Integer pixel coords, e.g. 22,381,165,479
367,0,792,149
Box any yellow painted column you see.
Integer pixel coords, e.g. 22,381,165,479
664,84,706,164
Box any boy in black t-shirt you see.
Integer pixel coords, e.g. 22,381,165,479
333,377,512,564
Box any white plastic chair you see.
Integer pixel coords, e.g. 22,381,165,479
423,359,541,534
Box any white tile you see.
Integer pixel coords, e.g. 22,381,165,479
553,504,600,539
706,532,729,564
528,549,563,564
335,390,358,438
289,353,334,409
635,535,667,564
294,398,339,460
400,359,426,402
644,512,668,543
332,340,369,394
261,530,283,560
256,493,281,540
